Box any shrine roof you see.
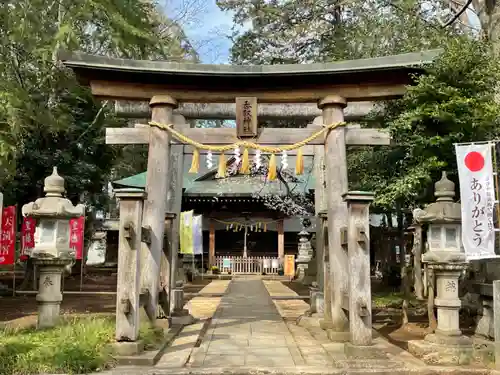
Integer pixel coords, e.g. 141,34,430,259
61,50,439,77
60,50,442,102
113,154,315,196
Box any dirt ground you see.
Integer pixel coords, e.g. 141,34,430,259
0,272,211,324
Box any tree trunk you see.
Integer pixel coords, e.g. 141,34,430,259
18,257,35,291
397,206,410,326
413,225,424,300
427,267,438,332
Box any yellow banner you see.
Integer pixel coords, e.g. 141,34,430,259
284,255,295,277
180,210,194,254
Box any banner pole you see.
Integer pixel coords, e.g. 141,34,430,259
492,142,500,248
13,204,17,297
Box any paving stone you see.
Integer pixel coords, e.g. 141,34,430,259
287,344,306,366
248,336,288,347
185,348,206,368
302,354,335,366
245,353,294,367
203,354,245,366
208,340,249,351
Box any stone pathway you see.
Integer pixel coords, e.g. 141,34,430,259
101,278,494,375
263,280,310,320
185,280,230,320
188,277,302,367
158,277,349,368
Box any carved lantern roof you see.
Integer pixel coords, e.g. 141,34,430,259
413,171,461,224
22,167,85,218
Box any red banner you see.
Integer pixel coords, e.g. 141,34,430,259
69,216,85,260
0,206,16,265
21,217,36,261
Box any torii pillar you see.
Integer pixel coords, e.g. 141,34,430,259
320,95,350,341
140,95,177,321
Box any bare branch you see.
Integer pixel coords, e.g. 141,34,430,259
441,0,473,27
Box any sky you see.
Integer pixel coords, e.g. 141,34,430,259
161,0,236,64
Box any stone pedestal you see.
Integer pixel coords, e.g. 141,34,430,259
408,172,473,366
295,230,313,281
309,284,325,315
344,192,374,347
35,258,72,329
408,263,473,365
111,341,145,356
297,284,324,329
182,254,195,282
170,281,195,326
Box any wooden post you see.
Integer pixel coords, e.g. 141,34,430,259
343,192,374,347
277,219,285,259
318,211,329,319
115,188,146,341
320,95,350,340
209,219,215,267
166,114,188,312
140,95,177,321
310,117,327,293
160,213,176,317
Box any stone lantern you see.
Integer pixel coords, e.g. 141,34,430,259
22,167,85,328
408,171,472,365
295,218,314,281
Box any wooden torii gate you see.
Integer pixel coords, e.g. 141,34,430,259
61,50,438,348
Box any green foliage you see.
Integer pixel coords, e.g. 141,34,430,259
0,316,114,374
0,0,196,214
349,37,500,209
372,291,421,308
0,315,165,374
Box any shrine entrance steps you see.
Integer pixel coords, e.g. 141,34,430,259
101,278,490,375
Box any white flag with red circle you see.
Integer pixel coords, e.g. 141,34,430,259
455,144,496,260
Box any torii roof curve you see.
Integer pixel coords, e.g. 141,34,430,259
60,49,441,103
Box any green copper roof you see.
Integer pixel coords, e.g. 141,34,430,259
113,154,315,196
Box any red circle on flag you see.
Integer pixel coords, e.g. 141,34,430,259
464,151,485,172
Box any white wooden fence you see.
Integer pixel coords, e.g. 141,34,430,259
214,256,281,274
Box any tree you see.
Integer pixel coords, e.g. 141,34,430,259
216,0,464,218
349,37,500,322
0,0,193,206
218,0,461,65
350,37,500,210
0,0,196,284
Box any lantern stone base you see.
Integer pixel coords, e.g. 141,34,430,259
169,281,195,326
408,334,473,365
34,257,72,329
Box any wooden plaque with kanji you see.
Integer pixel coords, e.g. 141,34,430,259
236,97,258,138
